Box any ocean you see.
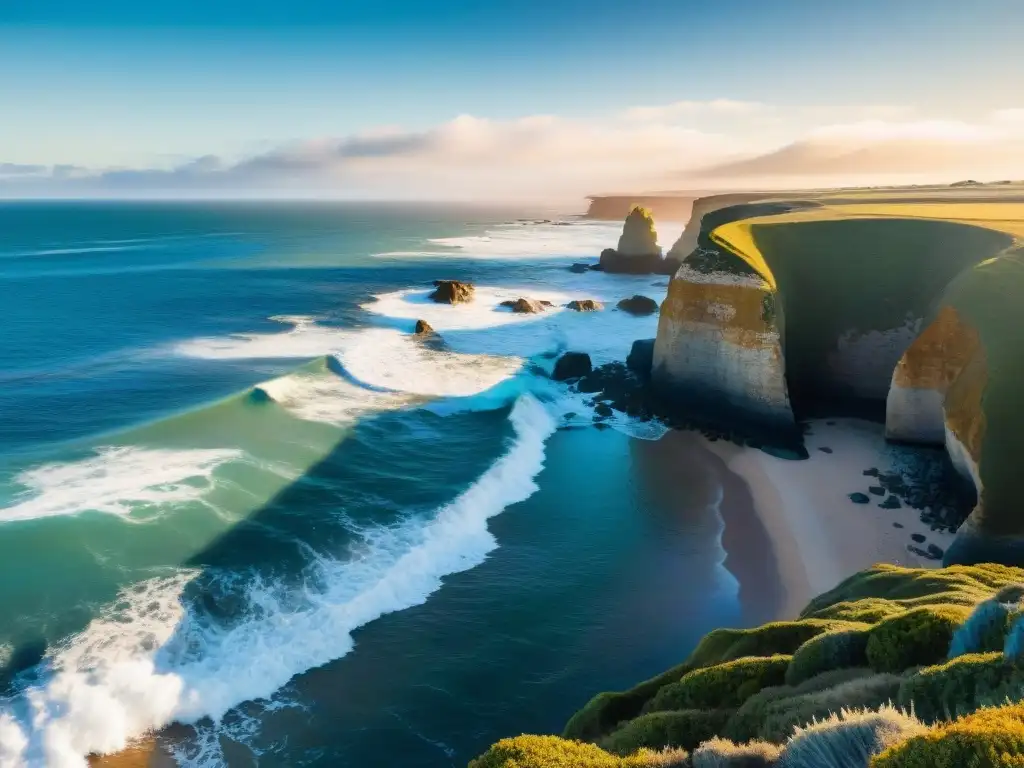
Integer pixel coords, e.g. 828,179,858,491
0,202,742,767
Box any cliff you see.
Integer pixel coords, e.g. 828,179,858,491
654,194,1024,564
652,262,797,443
584,194,700,222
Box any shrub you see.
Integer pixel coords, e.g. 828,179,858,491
801,564,1024,619
646,656,791,712
623,748,691,767
807,600,907,624
725,669,880,743
870,702,1024,767
469,735,624,767
948,591,1023,658
897,652,1024,724
786,626,872,685
1004,610,1024,662
866,606,971,673
761,674,904,744
778,705,926,768
601,710,733,755
692,737,784,767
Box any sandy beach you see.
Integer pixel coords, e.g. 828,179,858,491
676,418,956,620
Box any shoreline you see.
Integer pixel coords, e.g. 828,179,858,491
690,418,954,620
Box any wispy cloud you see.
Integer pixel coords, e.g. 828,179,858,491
3,103,1023,200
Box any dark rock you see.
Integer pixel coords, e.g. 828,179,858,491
826,420,837,426
413,319,434,335
593,421,610,430
893,522,905,528
869,486,886,496
552,352,592,381
908,544,940,560
616,295,659,315
849,493,871,504
565,299,603,312
880,496,902,509
911,533,926,543
429,280,474,304
927,543,945,559
626,339,655,378
563,412,577,420
569,263,591,274
499,297,546,314
819,446,833,454
588,263,605,272
863,468,879,477
594,402,613,418
540,300,553,307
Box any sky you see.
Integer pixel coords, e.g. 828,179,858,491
2,0,1024,201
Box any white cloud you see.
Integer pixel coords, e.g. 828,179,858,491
3,102,1023,200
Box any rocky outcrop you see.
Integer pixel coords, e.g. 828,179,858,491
500,298,548,313
599,207,664,274
617,295,659,315
651,264,797,443
565,299,603,312
626,339,655,378
584,194,697,222
569,263,591,274
553,352,592,381
429,280,474,304
414,319,434,334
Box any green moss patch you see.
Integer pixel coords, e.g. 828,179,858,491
786,625,872,685
645,655,791,713
866,605,971,673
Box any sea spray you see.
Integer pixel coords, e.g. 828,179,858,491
0,394,556,767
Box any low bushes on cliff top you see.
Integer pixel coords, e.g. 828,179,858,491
727,669,903,744
870,702,1024,767
468,736,689,768
805,599,908,624
865,605,972,673
948,595,1021,659
786,625,872,685
780,704,926,768
645,656,792,713
691,737,783,767
800,563,1024,619
897,652,1024,724
563,620,849,742
601,710,734,756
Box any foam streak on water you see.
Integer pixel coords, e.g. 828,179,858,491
0,395,556,768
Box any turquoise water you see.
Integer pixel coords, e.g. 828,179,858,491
0,202,740,766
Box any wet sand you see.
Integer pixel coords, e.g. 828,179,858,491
697,418,954,619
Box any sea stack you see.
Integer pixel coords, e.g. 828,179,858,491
599,206,663,274
429,280,475,304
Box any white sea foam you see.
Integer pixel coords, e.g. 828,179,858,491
361,286,568,332
172,316,344,361
0,447,242,523
0,395,556,768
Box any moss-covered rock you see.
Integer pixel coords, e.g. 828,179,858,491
805,599,908,624
897,652,1024,724
786,625,872,685
601,710,733,755
866,605,971,673
645,656,791,713
870,702,1024,767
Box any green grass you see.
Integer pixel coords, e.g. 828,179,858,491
645,656,792,713
601,710,733,755
897,653,1024,724
866,605,973,673
786,625,872,685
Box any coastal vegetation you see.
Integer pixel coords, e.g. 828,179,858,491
472,563,1024,766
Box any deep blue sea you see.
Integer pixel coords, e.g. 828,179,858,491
0,202,741,767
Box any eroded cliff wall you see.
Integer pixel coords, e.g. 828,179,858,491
652,264,797,441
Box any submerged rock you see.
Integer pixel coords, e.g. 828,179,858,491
569,263,591,274
414,319,434,334
617,295,659,315
553,352,592,381
500,297,546,314
429,279,474,304
565,299,603,312
850,493,871,504
880,496,902,509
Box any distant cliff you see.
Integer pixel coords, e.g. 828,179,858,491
584,194,700,222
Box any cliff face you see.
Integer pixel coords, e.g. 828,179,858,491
652,264,796,439
584,194,698,222
886,306,982,446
